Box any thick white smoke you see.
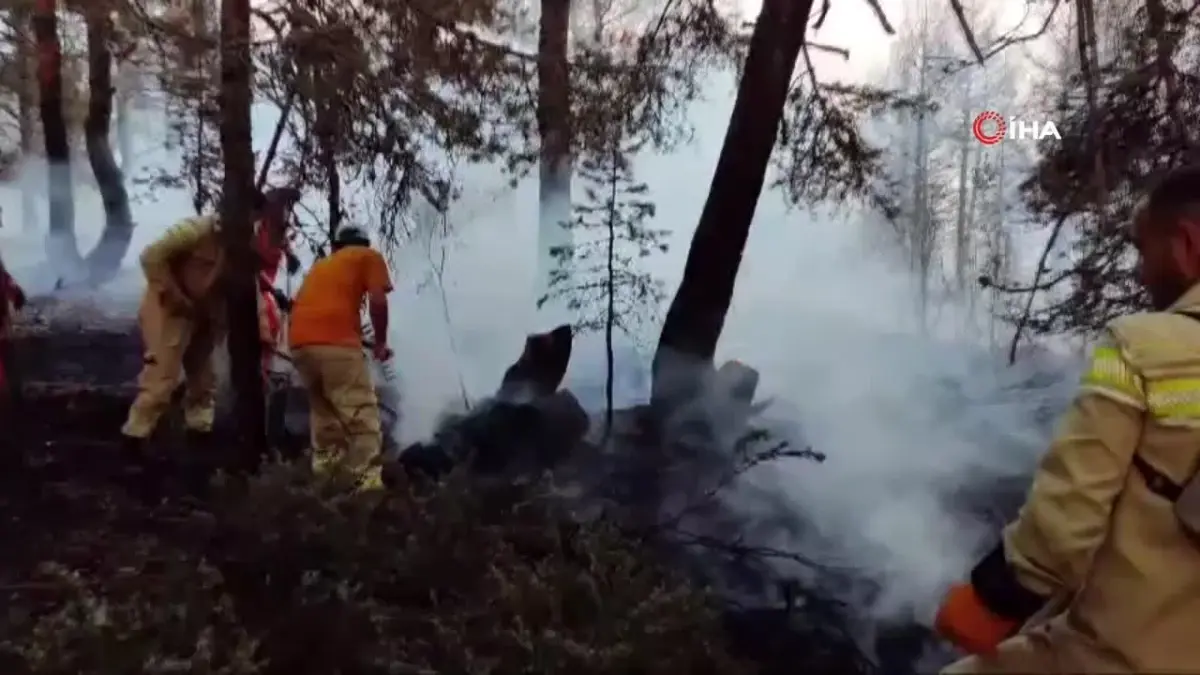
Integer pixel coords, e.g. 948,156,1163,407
0,70,1080,658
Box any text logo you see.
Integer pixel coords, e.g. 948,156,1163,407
972,110,1061,144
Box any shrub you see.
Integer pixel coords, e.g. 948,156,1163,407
1,462,754,675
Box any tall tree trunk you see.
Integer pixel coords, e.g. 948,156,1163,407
33,0,79,274
218,0,266,465
536,0,572,321
651,0,814,404
14,5,37,233
83,5,134,284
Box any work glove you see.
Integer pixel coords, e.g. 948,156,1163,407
271,288,292,313
934,583,1019,656
372,341,393,362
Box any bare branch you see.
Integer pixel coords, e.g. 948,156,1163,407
861,0,896,34
946,0,985,63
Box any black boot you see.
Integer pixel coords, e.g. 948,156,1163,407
121,434,150,467
184,428,214,450
181,429,217,497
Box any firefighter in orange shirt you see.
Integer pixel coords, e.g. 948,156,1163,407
287,226,392,473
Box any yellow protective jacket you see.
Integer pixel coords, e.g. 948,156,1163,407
952,284,1200,673
140,215,224,302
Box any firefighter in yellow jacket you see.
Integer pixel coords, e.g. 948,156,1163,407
120,195,267,452
934,166,1200,672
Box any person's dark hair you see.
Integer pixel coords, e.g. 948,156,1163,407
250,189,267,212
1143,166,1200,233
332,225,370,251
263,187,301,209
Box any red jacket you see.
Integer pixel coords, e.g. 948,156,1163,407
255,217,289,287
0,267,25,392
0,266,24,333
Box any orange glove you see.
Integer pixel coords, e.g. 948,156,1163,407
935,583,1019,656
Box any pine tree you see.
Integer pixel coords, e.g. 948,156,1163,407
539,122,667,437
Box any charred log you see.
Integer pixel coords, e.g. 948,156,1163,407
386,325,584,485
498,323,572,400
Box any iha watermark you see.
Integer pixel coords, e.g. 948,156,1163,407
971,111,1061,145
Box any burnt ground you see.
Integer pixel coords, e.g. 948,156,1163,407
0,321,262,644
0,317,883,673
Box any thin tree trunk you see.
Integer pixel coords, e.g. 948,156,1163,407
14,6,37,233
604,146,617,442
317,74,341,239
651,0,814,404
190,0,210,214
537,0,572,320
954,109,969,294
83,6,134,284
218,0,267,465
33,0,79,273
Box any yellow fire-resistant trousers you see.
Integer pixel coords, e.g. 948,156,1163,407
121,286,222,439
290,345,382,470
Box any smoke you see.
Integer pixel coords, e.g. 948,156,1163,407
0,71,1083,662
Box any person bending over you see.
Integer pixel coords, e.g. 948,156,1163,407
287,225,392,473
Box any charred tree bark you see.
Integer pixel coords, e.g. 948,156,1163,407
33,0,79,272
650,0,814,404
218,0,267,464
536,0,572,317
14,5,37,233
83,6,134,285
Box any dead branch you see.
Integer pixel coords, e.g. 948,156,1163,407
946,0,986,63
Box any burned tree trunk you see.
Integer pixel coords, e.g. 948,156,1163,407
83,5,134,285
536,0,572,317
33,0,79,272
14,5,37,233
218,0,267,464
651,0,814,404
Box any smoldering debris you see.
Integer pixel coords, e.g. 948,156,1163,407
9,299,1080,675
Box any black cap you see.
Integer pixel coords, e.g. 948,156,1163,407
334,226,370,247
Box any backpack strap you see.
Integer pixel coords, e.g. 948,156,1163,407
1133,454,1182,501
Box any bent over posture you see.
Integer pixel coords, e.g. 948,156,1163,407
935,166,1200,672
288,226,392,471
121,196,265,451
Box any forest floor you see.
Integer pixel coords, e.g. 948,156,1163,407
0,323,880,674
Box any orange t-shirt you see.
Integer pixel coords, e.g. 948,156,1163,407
288,246,392,349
